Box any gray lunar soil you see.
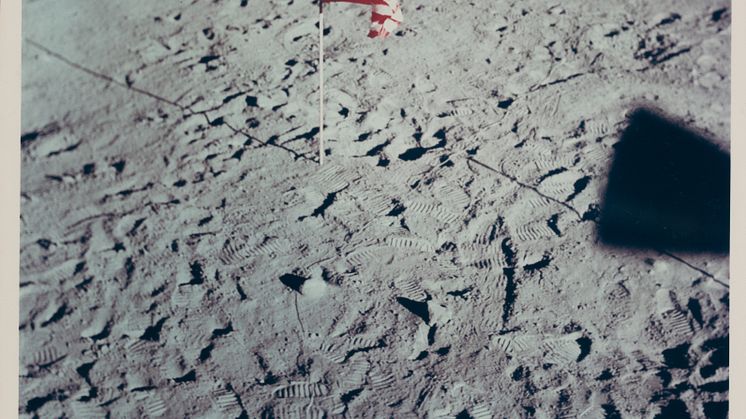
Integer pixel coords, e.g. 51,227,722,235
19,0,730,418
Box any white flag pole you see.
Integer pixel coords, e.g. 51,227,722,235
318,0,325,165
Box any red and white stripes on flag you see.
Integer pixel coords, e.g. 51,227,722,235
324,0,403,38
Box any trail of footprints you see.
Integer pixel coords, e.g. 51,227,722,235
218,236,292,265
276,405,327,419
311,163,358,192
438,98,499,120
457,218,505,271
345,245,391,268
19,151,719,419
25,345,67,371
387,235,437,253
394,275,429,301
20,3,730,416
317,336,383,365
272,382,330,399
655,289,695,338
268,337,391,415
406,200,461,225
512,222,555,243
492,332,585,365
339,358,371,390
459,243,504,270
138,393,169,418
469,403,493,419
356,192,395,216
69,401,109,419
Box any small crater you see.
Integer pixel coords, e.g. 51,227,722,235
396,297,429,323
199,344,214,361
576,337,592,362
566,176,591,201
398,147,428,161
189,261,206,285
602,403,623,419
387,201,405,217
654,399,690,418
279,273,308,293
212,323,234,337
687,298,703,327
341,388,363,403
657,13,681,26
141,317,168,342
82,163,96,175
581,203,601,221
711,8,728,22
199,55,220,64
523,254,552,272
305,191,339,219
547,214,562,236
537,167,568,183
112,160,126,173
596,369,613,381
446,286,473,300
703,401,728,419
174,370,197,383
702,336,728,368
25,392,62,414
511,366,526,381
699,381,728,393
662,343,690,369
366,140,391,157
497,98,515,109
231,149,245,160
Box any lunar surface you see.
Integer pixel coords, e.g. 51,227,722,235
19,0,730,417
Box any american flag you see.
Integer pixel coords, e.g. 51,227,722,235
325,0,403,38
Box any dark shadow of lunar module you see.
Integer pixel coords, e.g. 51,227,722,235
599,108,729,252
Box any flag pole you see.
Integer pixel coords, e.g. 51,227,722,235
318,0,325,165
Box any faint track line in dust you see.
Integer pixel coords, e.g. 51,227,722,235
294,294,305,334
466,157,583,219
25,38,186,109
25,39,727,289
25,38,314,162
529,72,588,93
221,119,312,162
657,250,729,289
466,157,728,289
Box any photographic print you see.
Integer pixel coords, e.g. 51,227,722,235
18,0,730,417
